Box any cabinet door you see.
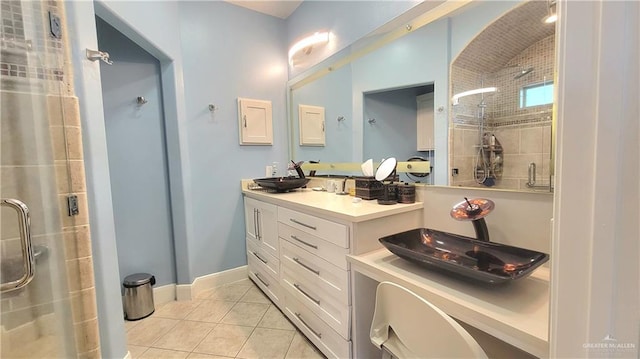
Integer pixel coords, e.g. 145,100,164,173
416,93,434,151
299,104,325,146
244,197,259,242
256,201,278,257
244,197,278,257
238,98,273,145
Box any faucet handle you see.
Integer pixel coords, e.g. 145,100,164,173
450,198,495,221
290,160,306,179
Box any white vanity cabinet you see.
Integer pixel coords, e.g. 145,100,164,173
244,197,281,305
278,207,352,357
242,187,423,359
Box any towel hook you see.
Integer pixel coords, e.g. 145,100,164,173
368,118,376,124
136,96,148,105
86,49,113,65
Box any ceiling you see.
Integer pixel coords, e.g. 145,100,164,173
224,1,303,19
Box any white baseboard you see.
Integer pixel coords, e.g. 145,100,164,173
176,284,193,301
124,266,249,304
176,266,248,301
153,284,176,306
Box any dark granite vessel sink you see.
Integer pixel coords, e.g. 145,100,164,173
379,228,549,284
253,177,310,192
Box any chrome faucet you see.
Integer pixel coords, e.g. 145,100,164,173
450,197,495,242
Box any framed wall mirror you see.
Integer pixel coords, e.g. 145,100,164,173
287,0,556,192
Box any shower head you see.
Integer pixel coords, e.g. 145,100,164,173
514,67,534,79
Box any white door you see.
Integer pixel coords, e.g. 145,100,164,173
416,93,434,151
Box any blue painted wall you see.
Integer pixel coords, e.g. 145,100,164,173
96,17,177,287
351,18,450,183
292,64,353,163
178,1,288,279
363,87,428,163
95,0,194,286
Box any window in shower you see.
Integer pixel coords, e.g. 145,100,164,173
520,81,554,108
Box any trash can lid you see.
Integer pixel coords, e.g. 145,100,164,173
124,273,154,287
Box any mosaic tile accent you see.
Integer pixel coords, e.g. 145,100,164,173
454,1,554,73
0,0,66,94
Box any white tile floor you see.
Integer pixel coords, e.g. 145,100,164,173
124,279,325,359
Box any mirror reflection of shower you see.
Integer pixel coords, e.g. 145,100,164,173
472,88,503,186
450,0,556,192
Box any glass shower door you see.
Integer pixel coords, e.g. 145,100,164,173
1,0,88,357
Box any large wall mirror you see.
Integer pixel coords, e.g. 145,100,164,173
288,0,556,192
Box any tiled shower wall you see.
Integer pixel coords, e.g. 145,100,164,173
450,34,554,190
1,0,100,358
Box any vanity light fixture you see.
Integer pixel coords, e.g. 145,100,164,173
452,87,497,105
288,31,330,66
542,0,557,24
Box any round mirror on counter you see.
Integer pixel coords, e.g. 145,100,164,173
375,157,397,182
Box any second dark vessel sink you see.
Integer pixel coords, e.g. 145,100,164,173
379,228,549,284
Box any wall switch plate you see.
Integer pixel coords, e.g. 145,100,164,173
67,195,79,216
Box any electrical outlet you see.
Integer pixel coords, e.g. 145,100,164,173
452,168,459,176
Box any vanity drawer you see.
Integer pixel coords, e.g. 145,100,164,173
283,291,351,359
281,239,349,305
278,207,349,248
282,265,350,339
279,222,349,270
247,237,279,278
247,254,281,307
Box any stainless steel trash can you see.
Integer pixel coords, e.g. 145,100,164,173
123,273,156,321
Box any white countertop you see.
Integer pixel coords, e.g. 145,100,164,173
241,180,423,223
348,249,550,357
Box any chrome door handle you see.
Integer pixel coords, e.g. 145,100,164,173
256,209,261,240
253,208,261,240
1,198,35,293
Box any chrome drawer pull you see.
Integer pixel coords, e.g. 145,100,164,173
291,235,318,249
292,257,320,275
290,218,317,230
293,283,320,305
254,272,270,287
295,312,322,339
252,251,268,264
